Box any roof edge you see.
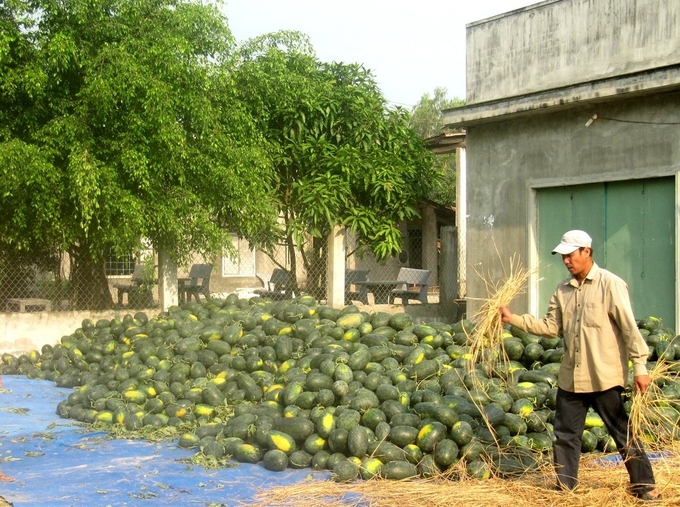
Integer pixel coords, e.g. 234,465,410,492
466,0,562,29
442,65,680,128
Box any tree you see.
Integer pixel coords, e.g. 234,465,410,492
232,32,439,291
0,0,278,308
409,87,465,207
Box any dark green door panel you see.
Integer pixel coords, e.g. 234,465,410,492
537,185,605,315
605,178,675,323
537,177,674,325
604,180,643,289
537,187,573,313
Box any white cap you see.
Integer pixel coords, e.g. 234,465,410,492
552,230,592,255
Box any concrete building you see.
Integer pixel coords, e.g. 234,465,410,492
443,0,680,329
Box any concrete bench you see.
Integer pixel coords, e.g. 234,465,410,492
388,267,432,304
254,268,295,301
6,298,52,312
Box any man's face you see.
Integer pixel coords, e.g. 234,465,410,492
562,248,592,279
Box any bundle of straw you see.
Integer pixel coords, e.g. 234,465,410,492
629,358,680,450
467,252,533,387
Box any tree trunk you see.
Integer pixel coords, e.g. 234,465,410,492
284,230,299,295
70,244,114,310
301,236,326,299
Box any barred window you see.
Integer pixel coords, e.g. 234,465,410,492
222,234,256,276
106,249,135,276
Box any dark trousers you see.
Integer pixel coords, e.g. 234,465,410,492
553,386,656,493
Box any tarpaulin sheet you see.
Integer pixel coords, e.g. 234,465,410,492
0,375,330,506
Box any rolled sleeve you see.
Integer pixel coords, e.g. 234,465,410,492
508,264,649,392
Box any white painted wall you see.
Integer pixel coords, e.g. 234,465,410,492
0,310,131,356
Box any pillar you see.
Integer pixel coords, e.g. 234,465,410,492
439,225,459,322
327,226,346,308
158,249,178,311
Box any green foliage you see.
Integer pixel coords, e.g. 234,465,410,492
409,88,465,207
233,32,438,264
0,0,279,306
428,153,458,207
2,3,441,304
409,87,464,139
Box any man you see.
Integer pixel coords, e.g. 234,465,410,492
499,230,660,500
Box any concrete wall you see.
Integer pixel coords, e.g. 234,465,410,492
213,239,313,295
466,0,680,104
0,309,136,357
463,91,680,317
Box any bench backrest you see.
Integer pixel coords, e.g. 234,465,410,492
268,268,294,290
187,264,213,288
345,269,370,285
130,264,146,284
130,264,153,285
396,267,431,287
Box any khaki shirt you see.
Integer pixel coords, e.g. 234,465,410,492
508,263,649,393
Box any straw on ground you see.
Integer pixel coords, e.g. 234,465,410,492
245,441,679,507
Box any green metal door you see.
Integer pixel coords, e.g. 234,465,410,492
537,177,675,326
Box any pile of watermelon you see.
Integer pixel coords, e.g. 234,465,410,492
1,295,679,482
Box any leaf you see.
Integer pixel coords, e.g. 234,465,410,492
1,0,279,277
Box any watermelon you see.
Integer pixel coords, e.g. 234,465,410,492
3,298,677,486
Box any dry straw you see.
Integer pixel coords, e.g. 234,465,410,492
467,250,533,381
629,357,680,450
244,440,680,507
394,249,536,452
462,250,534,440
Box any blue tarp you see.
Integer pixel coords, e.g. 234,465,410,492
0,375,330,506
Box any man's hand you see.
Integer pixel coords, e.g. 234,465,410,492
499,305,513,323
634,374,652,394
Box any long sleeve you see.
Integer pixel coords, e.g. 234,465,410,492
507,291,562,338
607,276,649,377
